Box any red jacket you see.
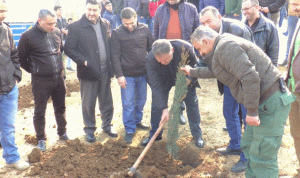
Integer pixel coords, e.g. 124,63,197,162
149,0,166,17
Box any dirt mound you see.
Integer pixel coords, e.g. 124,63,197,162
18,79,80,111
18,84,34,111
25,137,231,178
28,148,43,163
24,134,38,145
26,138,194,177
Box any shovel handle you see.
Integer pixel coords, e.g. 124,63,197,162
128,120,166,177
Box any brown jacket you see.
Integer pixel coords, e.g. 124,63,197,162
286,19,300,93
190,34,280,116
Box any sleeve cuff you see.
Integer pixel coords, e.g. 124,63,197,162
247,109,258,117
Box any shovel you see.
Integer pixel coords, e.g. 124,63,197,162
127,120,166,177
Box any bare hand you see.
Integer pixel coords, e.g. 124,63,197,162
233,13,239,16
246,115,260,126
84,61,87,66
261,7,269,13
160,109,169,126
180,65,192,76
118,76,127,89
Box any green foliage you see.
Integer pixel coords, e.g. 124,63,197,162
167,46,190,159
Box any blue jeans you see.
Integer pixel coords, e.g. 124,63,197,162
115,14,122,28
149,86,202,139
139,16,153,34
223,85,247,161
0,86,20,164
279,5,287,27
121,75,147,133
284,16,299,63
66,57,72,68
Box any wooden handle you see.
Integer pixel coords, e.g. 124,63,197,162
128,121,166,176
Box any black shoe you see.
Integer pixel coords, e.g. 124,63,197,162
141,136,162,146
104,128,118,137
180,114,187,125
194,137,205,148
86,133,96,143
59,133,69,140
216,147,241,156
222,127,228,131
136,123,150,130
124,132,133,144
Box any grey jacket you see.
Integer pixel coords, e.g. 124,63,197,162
190,34,280,116
0,22,22,94
216,18,253,94
246,13,279,66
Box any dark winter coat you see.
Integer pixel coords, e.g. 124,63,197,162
18,23,64,79
146,40,199,110
64,14,113,80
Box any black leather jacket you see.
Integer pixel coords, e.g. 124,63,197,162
0,22,22,94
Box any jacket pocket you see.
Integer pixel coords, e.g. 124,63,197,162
280,91,296,106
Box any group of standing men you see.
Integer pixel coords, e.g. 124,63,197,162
0,0,299,177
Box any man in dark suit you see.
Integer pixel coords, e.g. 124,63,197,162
64,0,117,143
141,39,204,148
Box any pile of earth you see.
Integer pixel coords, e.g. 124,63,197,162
25,138,228,178
18,79,80,111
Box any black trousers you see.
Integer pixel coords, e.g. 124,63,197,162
32,75,66,141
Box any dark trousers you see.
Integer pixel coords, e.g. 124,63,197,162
80,69,114,134
32,75,66,141
149,86,202,139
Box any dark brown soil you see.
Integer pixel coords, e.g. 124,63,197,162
24,134,38,146
28,148,43,163
25,137,228,178
18,78,80,111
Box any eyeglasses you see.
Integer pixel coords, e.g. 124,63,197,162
241,6,254,12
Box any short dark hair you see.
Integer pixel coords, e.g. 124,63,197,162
105,1,111,6
68,18,73,22
121,7,137,20
54,5,61,12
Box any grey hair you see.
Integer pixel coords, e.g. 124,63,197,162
199,6,220,19
242,0,259,6
38,9,56,20
121,7,137,19
190,25,218,43
152,39,172,56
